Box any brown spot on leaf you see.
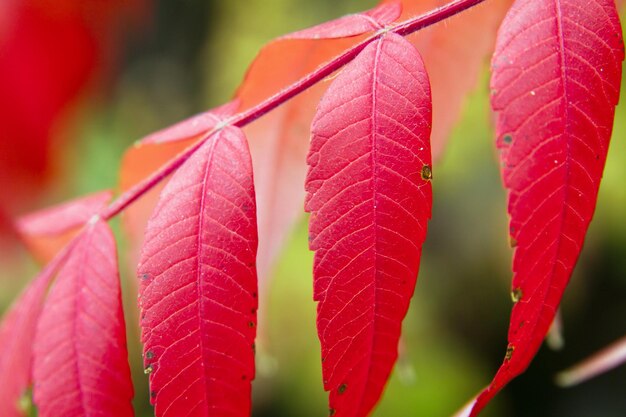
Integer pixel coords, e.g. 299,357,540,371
338,383,347,394
421,164,432,181
505,344,515,360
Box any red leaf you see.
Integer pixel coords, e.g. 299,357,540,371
0,0,146,213
17,190,112,263
0,247,73,417
305,33,432,417
32,220,134,417
283,2,401,39
469,0,624,415
138,127,258,417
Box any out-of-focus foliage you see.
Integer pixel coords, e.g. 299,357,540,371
1,1,625,416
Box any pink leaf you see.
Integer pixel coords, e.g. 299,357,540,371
556,335,626,387
283,1,401,40
0,245,74,417
306,33,432,417
138,126,258,417
32,220,134,417
469,0,624,415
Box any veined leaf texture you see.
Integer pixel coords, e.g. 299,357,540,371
0,0,624,416
138,126,258,417
32,220,134,417
306,33,432,417
469,0,624,415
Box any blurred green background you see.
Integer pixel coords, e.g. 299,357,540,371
2,1,626,416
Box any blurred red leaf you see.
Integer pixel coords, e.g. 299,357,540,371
0,0,147,233
17,190,112,263
0,245,73,417
469,0,624,415
305,33,432,417
138,127,258,417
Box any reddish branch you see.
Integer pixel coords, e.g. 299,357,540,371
101,0,486,221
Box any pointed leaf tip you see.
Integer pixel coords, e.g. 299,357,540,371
306,33,432,417
471,0,624,414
